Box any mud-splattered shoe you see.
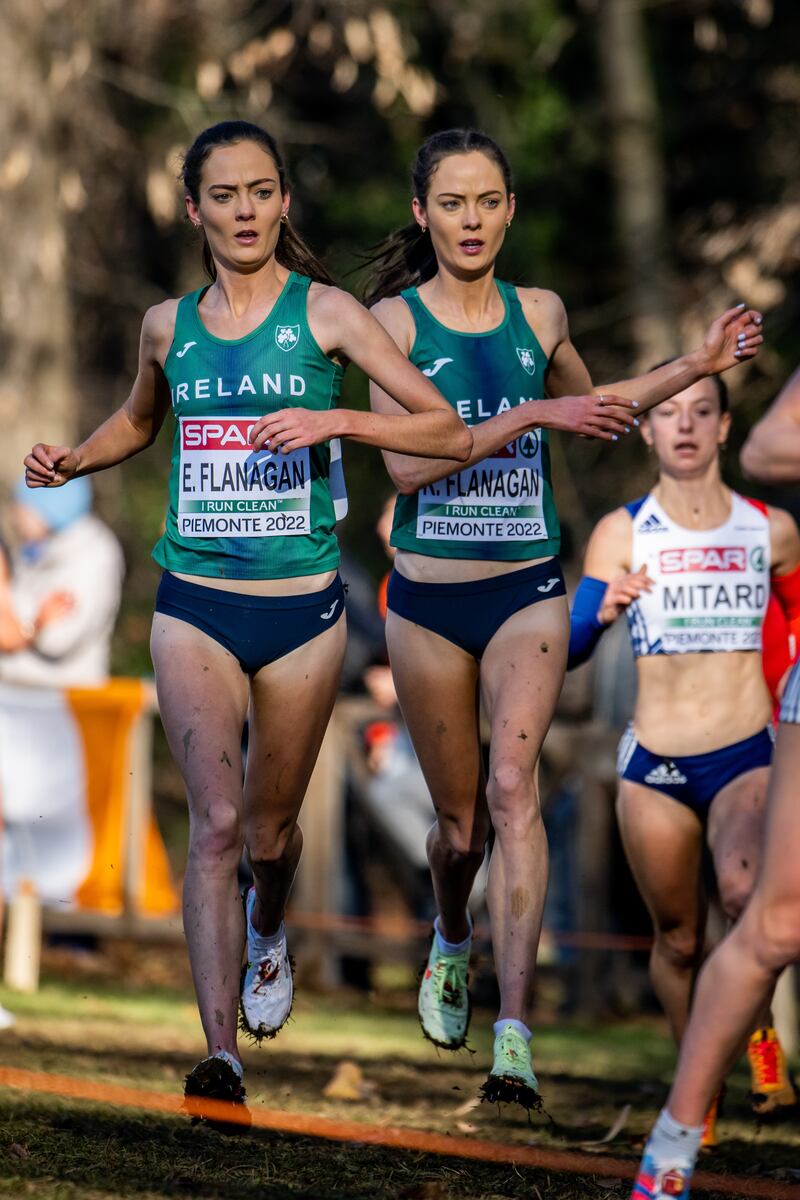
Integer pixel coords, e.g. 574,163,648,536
479,1024,542,1113
239,889,293,1043
748,1026,798,1117
183,1051,249,1132
417,929,471,1050
631,1151,691,1198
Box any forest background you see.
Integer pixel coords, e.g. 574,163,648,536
2,0,798,675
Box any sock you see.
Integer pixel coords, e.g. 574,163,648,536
493,1018,531,1042
213,1050,243,1079
645,1107,702,1167
434,913,472,955
246,889,285,955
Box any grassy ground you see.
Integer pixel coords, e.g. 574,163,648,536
0,959,797,1199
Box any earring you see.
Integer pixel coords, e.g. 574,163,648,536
506,221,511,229
280,212,289,224
419,224,427,233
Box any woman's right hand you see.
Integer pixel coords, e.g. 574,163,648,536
24,444,80,488
598,564,654,623
548,393,639,440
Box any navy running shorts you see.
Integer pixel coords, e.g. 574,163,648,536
154,571,345,675
617,722,774,818
386,558,566,661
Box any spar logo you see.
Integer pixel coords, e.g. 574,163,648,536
276,324,299,352
659,546,747,573
182,419,255,450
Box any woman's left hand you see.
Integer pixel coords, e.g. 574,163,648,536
699,304,764,374
250,408,339,453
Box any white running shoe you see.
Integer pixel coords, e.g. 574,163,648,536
239,888,293,1043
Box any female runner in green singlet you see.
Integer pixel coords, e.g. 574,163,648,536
23,120,471,1115
365,128,763,1111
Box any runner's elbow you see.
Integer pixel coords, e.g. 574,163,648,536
448,421,473,462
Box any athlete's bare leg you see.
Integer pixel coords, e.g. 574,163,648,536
151,614,250,1061
616,782,705,1044
386,611,489,945
668,726,800,1128
479,595,568,1021
707,765,773,1027
244,618,347,936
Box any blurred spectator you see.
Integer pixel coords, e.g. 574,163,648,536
1,477,124,686
0,541,73,655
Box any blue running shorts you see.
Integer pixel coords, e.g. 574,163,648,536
617,723,775,818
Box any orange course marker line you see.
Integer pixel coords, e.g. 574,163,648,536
0,1066,794,1199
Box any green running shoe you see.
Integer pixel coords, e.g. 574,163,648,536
479,1024,542,1113
417,929,471,1050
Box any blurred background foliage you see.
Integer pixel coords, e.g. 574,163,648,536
1,0,799,674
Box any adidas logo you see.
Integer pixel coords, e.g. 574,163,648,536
644,762,688,787
637,513,667,534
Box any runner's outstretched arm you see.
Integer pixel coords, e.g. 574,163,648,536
546,300,762,414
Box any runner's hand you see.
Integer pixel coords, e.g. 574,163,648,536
549,394,639,440
24,444,80,487
598,564,654,624
250,409,337,453
698,304,763,374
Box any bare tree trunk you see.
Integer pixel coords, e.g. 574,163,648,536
595,0,680,365
0,1,77,501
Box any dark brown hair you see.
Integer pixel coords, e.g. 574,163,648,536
363,129,513,307
181,121,334,285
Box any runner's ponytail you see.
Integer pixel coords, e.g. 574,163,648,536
363,129,513,307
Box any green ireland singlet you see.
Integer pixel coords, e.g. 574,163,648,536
153,272,346,580
391,280,560,561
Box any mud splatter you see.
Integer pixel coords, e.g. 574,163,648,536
511,886,531,920
182,728,194,762
220,750,232,768
517,729,528,741
540,642,549,653
435,720,448,736
741,859,749,869
214,1009,225,1027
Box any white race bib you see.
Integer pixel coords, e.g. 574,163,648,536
178,416,310,538
416,432,549,543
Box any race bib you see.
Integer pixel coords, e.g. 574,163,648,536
416,432,549,543
178,417,310,538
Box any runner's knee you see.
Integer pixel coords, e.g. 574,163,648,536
653,922,699,972
432,810,490,857
717,868,754,924
245,812,300,864
189,799,243,866
751,898,800,972
487,762,541,834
